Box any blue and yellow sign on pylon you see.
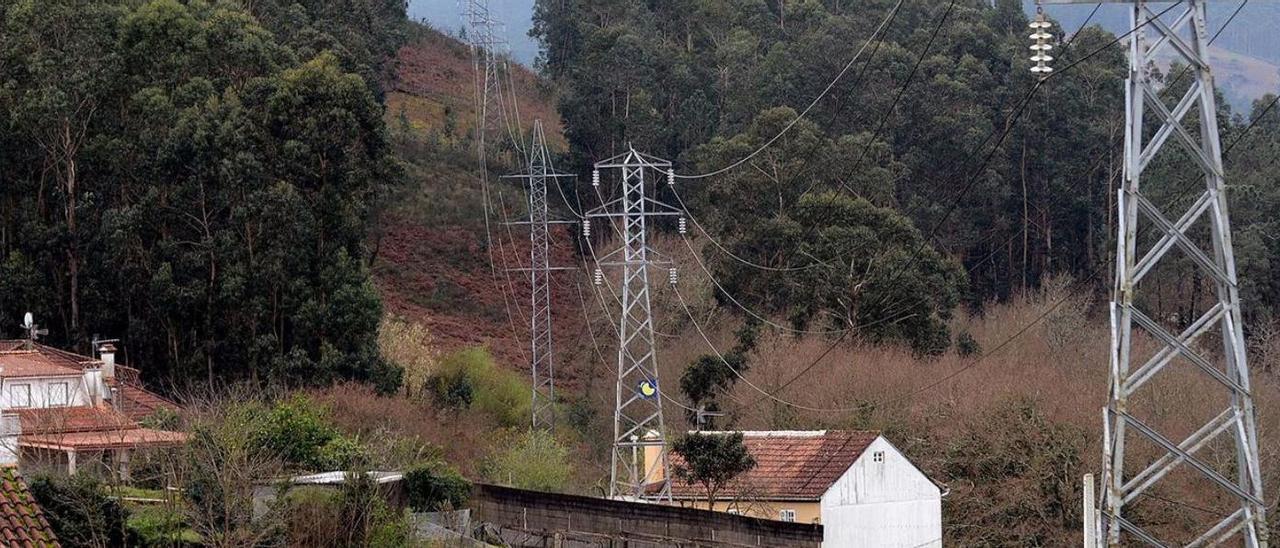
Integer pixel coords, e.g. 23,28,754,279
637,379,659,400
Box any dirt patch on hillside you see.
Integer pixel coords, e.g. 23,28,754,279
388,26,566,149
373,213,592,388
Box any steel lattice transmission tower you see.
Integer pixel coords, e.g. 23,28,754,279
504,121,576,429
587,149,681,500
1046,1,1267,545
461,0,507,154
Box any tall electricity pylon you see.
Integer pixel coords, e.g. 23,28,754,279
505,121,576,429
587,149,681,500
1046,1,1267,545
462,0,507,154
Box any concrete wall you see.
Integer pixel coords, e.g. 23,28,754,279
470,483,823,548
819,437,942,547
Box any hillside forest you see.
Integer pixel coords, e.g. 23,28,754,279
4,0,1280,545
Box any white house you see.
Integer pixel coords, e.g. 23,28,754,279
0,339,185,478
654,430,942,548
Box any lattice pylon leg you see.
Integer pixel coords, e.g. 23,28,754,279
1095,2,1268,546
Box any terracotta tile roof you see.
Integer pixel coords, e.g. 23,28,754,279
20,428,187,451
0,351,83,378
665,430,880,501
0,342,90,370
0,466,59,547
0,342,181,420
114,383,180,421
13,406,137,435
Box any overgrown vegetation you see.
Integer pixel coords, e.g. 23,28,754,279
404,463,471,512
483,429,572,492
29,475,132,548
427,348,531,427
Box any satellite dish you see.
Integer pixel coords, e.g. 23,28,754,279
22,312,33,329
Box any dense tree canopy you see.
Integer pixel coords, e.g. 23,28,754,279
534,0,1280,340
0,0,406,389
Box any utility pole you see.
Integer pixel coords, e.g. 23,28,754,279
587,148,681,500
504,120,576,429
1046,1,1267,546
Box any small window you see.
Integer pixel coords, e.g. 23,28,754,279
9,384,31,408
780,509,796,522
873,451,885,463
49,382,69,406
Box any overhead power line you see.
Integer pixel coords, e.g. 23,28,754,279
672,0,957,275
673,0,907,180
698,2,1189,414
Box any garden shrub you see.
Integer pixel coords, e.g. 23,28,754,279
426,348,529,426
483,429,571,492
404,463,470,512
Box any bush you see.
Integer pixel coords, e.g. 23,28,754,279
427,369,474,409
483,430,571,492
427,348,529,427
242,396,382,471
943,396,1084,545
28,475,132,547
140,407,182,431
379,317,439,398
955,331,981,357
404,463,471,511
284,478,414,547
127,505,201,547
316,435,370,470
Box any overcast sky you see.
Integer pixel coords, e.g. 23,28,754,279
405,1,1280,71
409,0,540,65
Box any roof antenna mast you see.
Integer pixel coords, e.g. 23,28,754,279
20,313,47,350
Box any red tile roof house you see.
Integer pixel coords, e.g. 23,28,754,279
0,465,59,547
648,430,943,548
0,340,185,481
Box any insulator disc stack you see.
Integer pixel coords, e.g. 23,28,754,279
592,170,601,187
582,219,591,237
1029,13,1054,75
594,268,603,286
668,268,678,286
678,217,687,234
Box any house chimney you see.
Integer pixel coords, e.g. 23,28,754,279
84,366,104,406
98,343,116,380
0,414,20,466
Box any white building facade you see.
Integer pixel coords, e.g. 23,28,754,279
819,436,942,547
657,430,943,547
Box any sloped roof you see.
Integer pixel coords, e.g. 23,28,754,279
665,430,880,501
0,466,59,547
13,406,137,435
112,383,178,421
0,351,83,378
19,429,187,451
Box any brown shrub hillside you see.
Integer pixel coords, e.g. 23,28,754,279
633,277,1280,545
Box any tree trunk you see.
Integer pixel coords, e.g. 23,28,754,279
1021,140,1029,290
61,120,81,335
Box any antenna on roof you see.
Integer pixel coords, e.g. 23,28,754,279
694,404,725,432
21,312,47,350
90,334,120,359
